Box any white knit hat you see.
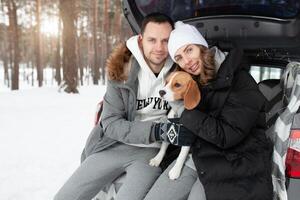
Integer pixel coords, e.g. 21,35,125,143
168,21,208,62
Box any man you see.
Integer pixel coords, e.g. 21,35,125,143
55,13,176,200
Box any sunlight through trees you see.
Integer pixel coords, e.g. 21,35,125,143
0,0,132,92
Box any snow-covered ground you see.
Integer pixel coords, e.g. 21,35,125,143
0,85,106,200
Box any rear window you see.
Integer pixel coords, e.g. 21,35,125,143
135,0,300,21
249,65,283,83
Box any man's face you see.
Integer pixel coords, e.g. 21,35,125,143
139,22,173,73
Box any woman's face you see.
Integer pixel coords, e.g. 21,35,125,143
174,44,203,76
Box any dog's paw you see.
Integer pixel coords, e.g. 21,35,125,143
168,166,182,180
149,155,163,167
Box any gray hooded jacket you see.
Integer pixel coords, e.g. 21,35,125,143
82,42,173,161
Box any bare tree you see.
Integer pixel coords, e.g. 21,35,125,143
35,0,43,86
0,2,9,87
1,38,10,87
0,0,133,89
113,0,121,45
2,42,9,86
76,10,84,86
7,0,20,90
101,0,109,84
60,0,78,93
54,17,62,85
92,0,99,84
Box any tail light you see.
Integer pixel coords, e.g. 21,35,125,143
285,129,300,178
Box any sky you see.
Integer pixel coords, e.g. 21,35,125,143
0,84,105,200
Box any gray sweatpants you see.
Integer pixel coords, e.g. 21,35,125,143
54,143,161,200
144,160,206,200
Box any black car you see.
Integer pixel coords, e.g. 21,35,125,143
121,0,300,199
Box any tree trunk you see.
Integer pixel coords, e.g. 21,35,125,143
76,35,83,86
35,0,43,87
101,0,109,84
113,0,121,45
7,25,13,88
77,19,84,86
60,0,78,93
0,2,9,87
92,0,99,84
3,49,9,86
55,18,62,85
7,1,20,90
0,33,9,86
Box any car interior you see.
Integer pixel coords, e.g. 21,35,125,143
93,1,300,199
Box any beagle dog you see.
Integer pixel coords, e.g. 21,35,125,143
149,71,201,180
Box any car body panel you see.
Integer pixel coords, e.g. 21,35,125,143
287,178,300,200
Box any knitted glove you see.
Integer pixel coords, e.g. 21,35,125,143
154,118,195,146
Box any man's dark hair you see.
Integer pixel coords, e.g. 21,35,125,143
140,12,174,34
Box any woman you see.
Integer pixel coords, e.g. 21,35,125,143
145,21,273,200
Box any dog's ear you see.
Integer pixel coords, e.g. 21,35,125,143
184,80,201,110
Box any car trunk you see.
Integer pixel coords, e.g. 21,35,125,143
123,0,300,61
122,1,300,199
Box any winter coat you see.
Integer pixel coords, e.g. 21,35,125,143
82,42,174,160
180,47,273,200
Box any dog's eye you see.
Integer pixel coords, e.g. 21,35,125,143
174,83,181,88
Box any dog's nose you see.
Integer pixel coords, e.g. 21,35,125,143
159,90,166,97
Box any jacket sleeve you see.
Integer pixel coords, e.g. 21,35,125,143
100,81,155,144
180,72,265,149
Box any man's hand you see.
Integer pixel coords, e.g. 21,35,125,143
154,118,196,146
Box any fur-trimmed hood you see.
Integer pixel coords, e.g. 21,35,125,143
106,42,132,81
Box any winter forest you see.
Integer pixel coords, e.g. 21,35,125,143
0,0,132,92
1,1,132,199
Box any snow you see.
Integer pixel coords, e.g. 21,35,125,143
0,85,106,200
